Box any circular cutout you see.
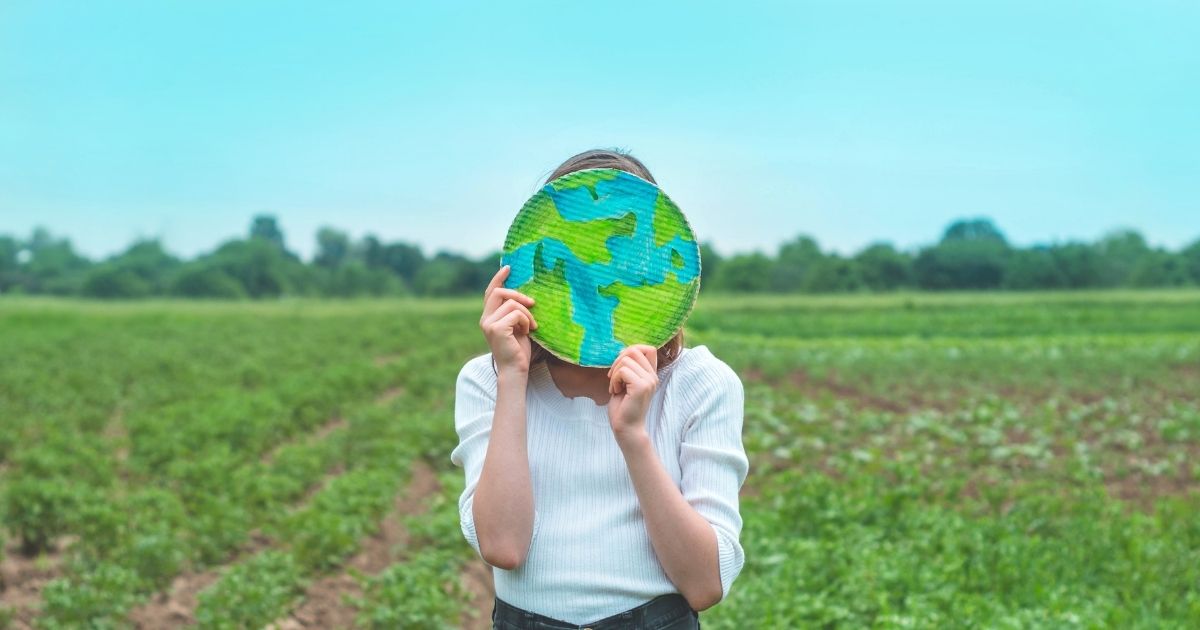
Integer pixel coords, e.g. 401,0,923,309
501,168,701,367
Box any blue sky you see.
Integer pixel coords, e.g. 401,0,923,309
1,1,1196,261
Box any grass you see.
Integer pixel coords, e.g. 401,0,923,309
1,290,1198,628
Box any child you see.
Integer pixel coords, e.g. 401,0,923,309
452,149,748,630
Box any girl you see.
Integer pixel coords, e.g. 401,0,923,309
451,150,749,630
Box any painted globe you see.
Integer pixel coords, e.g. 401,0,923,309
501,168,701,367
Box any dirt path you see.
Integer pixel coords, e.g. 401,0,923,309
0,537,70,630
459,558,495,630
127,531,273,629
261,416,349,466
270,460,442,630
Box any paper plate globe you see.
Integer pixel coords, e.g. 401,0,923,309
500,168,701,367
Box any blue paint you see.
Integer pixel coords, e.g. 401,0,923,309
501,170,700,365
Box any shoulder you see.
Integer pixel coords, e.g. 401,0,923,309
456,353,498,392
662,345,743,401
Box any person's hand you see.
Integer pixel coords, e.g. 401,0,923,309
607,344,659,443
480,265,538,377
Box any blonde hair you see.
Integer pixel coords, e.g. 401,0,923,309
528,149,685,370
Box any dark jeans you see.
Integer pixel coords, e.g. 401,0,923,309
492,594,700,630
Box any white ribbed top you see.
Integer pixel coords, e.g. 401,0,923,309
450,345,749,624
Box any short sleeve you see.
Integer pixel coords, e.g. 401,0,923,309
675,353,750,600
449,355,540,559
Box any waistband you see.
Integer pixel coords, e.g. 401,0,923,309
492,593,695,629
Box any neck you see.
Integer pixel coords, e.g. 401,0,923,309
544,357,611,406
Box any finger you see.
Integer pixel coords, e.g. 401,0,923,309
607,354,624,378
609,346,642,377
490,288,536,311
486,299,537,331
484,286,535,320
611,361,649,396
627,348,656,376
483,265,510,304
617,366,643,393
630,344,658,371
609,357,627,394
483,297,516,327
608,353,637,382
623,360,655,391
496,309,531,337
482,299,520,330
507,300,537,330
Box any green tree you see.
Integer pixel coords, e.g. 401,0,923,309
412,255,469,296
714,253,772,292
1180,239,1200,285
359,235,385,269
942,218,1007,244
468,252,503,293
1095,229,1150,286
698,242,722,289
1128,250,1190,287
1003,247,1067,290
203,239,307,298
1049,242,1104,288
108,240,179,293
379,242,425,283
803,256,864,293
314,228,351,269
81,266,152,299
322,263,404,297
854,243,913,290
170,265,247,299
769,235,823,292
23,228,90,294
914,218,1010,290
0,235,22,293
249,215,287,251
408,251,498,296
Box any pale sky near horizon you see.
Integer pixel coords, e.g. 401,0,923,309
1,1,1197,262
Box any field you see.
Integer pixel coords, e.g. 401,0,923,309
2,291,1199,629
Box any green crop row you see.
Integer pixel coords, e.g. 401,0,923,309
351,472,478,630
188,342,475,629
3,293,1198,628
708,469,1200,628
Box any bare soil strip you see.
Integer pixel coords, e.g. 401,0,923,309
373,354,403,367
127,532,273,629
269,460,442,630
374,386,405,406
0,537,70,630
459,558,496,630
261,416,349,466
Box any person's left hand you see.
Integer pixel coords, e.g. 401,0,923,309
607,344,659,442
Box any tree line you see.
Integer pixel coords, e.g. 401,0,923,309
1,215,1197,299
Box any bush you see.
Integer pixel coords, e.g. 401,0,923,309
1,477,84,554
170,265,247,299
38,565,143,630
81,266,152,299
194,551,305,630
352,551,468,630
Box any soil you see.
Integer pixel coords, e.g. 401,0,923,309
0,537,70,630
268,460,443,629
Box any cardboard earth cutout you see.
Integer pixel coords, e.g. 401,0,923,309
501,168,701,367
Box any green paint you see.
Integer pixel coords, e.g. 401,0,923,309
520,251,586,359
504,196,635,266
652,190,692,248
546,168,621,194
599,273,699,348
